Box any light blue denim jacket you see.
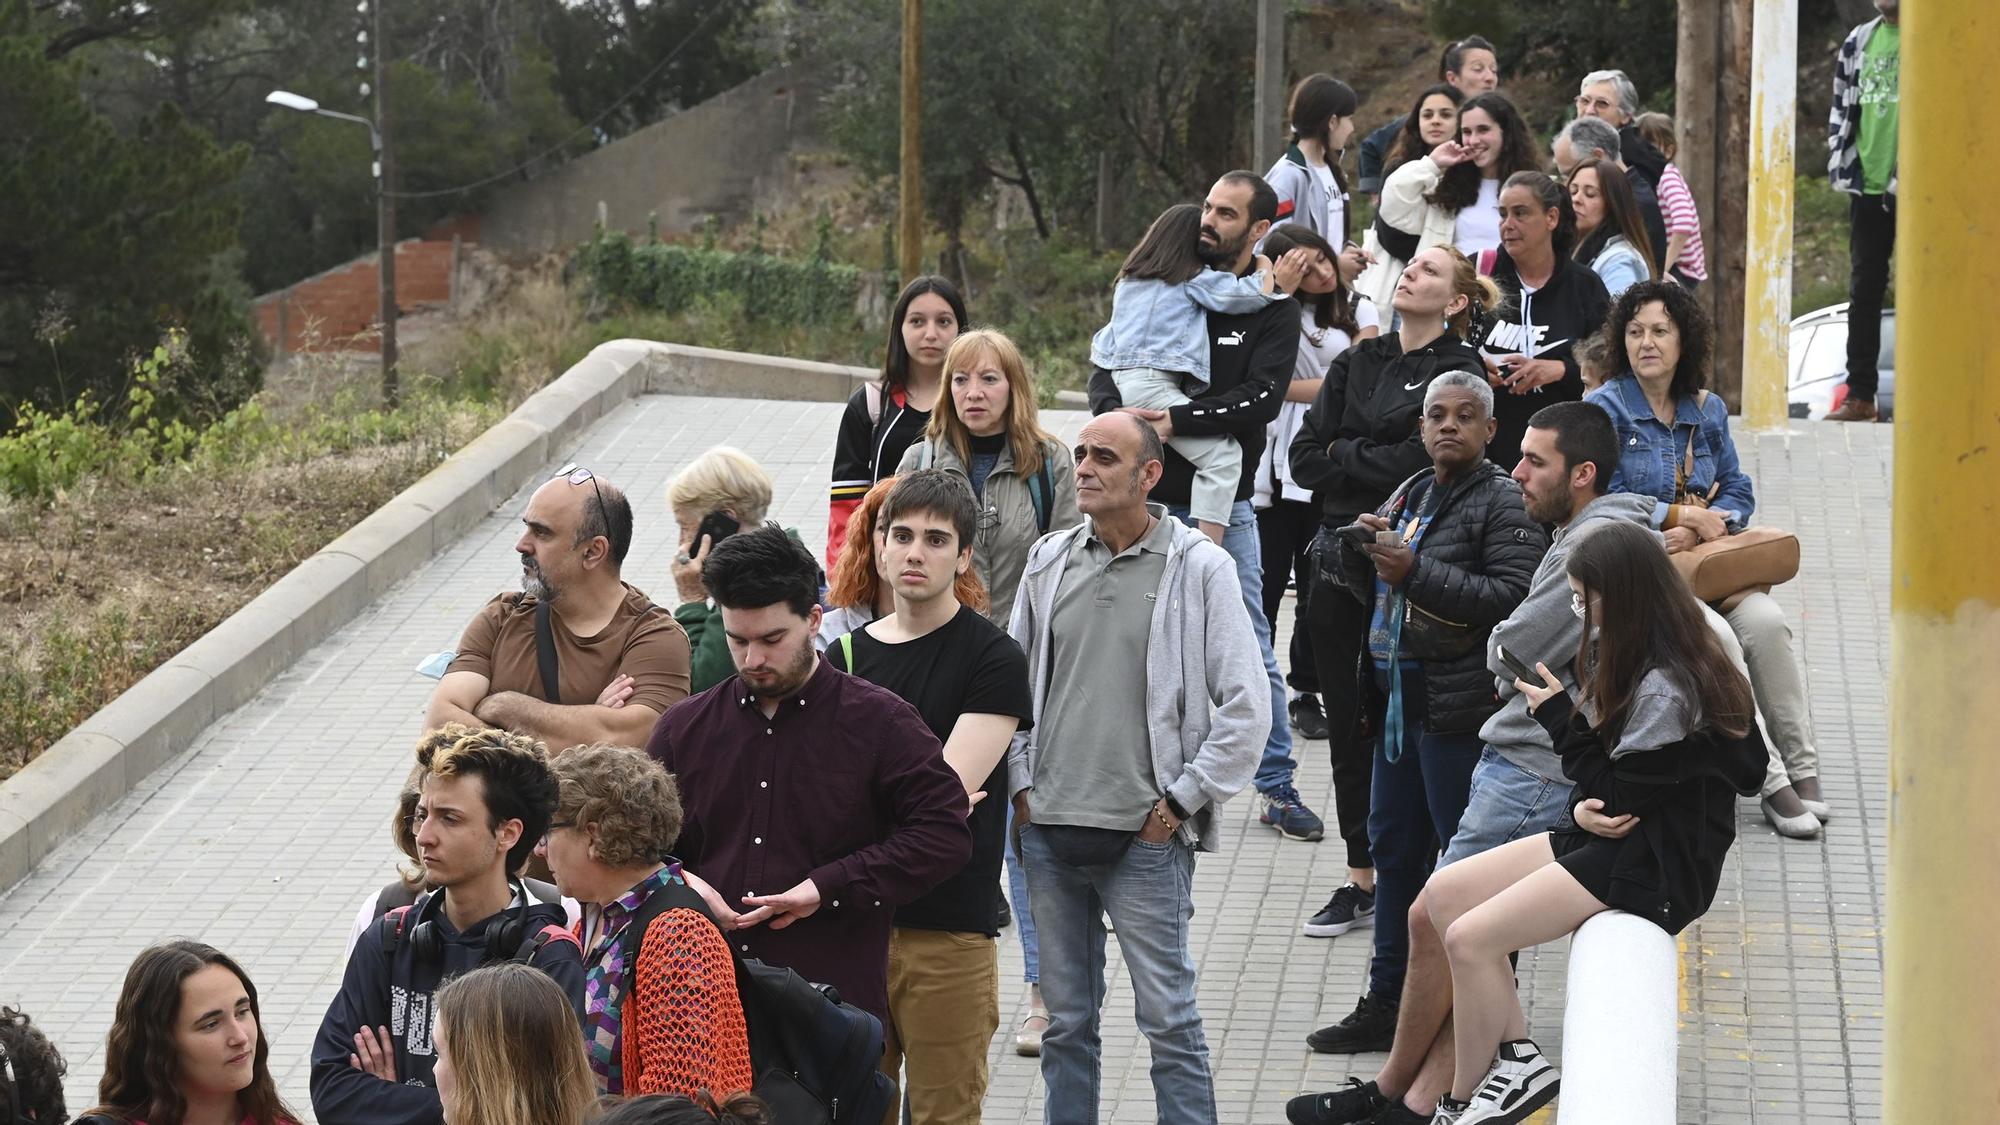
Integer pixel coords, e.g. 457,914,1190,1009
1585,374,1756,530
1089,267,1278,392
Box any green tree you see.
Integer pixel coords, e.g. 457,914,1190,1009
0,24,255,415
529,0,766,141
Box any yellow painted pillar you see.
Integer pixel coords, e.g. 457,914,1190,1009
1886,0,2000,1115
1740,0,1794,430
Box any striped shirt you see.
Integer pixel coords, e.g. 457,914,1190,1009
1654,163,1708,282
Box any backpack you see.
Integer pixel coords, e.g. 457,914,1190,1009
622,875,894,1125
916,438,1055,533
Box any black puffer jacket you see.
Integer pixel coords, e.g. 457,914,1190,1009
1338,462,1548,734
1288,331,1488,528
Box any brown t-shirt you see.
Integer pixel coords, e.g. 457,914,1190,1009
447,583,691,723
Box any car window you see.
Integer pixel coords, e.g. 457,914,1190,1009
1788,327,1814,384
1802,321,1847,382
1879,311,1895,369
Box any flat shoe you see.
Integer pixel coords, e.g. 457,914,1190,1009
1762,798,1822,838
1015,1010,1049,1057
1800,798,1831,821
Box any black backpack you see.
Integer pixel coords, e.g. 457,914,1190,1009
623,875,894,1125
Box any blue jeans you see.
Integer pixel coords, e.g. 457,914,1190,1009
1439,746,1575,867
1365,664,1483,999
1019,823,1218,1125
1006,802,1039,984
1166,500,1295,795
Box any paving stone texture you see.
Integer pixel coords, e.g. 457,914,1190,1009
0,396,1888,1123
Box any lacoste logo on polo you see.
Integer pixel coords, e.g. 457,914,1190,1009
1217,330,1245,347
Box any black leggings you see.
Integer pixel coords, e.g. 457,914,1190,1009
1305,527,1376,871
1256,499,1321,693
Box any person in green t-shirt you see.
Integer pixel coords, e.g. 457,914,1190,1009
1826,0,1900,422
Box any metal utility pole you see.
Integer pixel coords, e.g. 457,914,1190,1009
898,0,923,283
374,0,398,407
1887,1,2000,1115
1739,0,1794,430
1253,0,1286,173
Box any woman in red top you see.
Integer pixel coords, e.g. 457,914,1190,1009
77,941,297,1125
538,744,754,1100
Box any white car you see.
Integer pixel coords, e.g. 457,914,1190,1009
1788,303,1895,421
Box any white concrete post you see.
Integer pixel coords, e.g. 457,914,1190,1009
1556,911,1679,1124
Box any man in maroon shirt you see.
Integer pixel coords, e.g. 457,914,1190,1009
643,525,972,1024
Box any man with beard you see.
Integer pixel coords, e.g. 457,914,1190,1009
424,463,690,751
643,524,972,1027
1088,172,1325,846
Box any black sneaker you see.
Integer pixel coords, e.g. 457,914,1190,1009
1303,882,1376,937
996,889,1012,929
1306,991,1399,1054
1289,694,1332,739
1364,1098,1433,1125
1285,1078,1387,1125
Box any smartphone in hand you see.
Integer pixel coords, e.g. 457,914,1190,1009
693,510,742,557
1496,644,1537,683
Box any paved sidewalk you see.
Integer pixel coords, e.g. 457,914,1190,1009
0,396,1887,1123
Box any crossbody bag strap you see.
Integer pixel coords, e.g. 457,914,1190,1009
533,599,562,704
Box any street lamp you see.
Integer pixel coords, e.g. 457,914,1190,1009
267,80,398,406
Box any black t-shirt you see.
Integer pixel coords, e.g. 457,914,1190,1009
845,604,1033,935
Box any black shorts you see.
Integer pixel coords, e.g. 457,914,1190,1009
1548,827,1619,907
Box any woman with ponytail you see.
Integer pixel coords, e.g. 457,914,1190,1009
1263,73,1371,282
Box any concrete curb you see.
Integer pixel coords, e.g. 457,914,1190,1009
2,338,1040,894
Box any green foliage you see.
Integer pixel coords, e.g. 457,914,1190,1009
0,25,258,417
576,229,865,327
527,0,765,141
1426,0,1675,108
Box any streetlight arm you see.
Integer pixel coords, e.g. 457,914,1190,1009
311,107,381,154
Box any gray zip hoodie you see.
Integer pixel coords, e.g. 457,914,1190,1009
1006,504,1269,852
1480,492,1658,780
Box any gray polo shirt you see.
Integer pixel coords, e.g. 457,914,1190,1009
1031,513,1175,831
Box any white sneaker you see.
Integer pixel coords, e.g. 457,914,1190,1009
1457,1039,1560,1124
1429,1097,1470,1124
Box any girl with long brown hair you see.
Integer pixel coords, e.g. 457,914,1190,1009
1416,521,1765,1123
78,941,297,1125
432,962,598,1125
1567,158,1656,299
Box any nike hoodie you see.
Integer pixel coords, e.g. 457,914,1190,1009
1287,330,1488,526
1476,252,1612,470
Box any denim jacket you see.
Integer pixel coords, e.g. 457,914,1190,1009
1584,374,1756,530
1089,268,1278,392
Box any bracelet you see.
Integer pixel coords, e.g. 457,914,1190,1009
1154,803,1178,831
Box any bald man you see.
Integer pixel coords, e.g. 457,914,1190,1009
1005,411,1269,1125
425,464,690,750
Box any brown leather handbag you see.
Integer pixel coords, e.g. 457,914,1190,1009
1666,403,1799,605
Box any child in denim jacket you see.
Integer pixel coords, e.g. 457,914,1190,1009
1090,203,1305,542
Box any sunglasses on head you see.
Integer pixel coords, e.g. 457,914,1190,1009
554,462,607,525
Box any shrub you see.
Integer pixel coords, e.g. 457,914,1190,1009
576,227,864,326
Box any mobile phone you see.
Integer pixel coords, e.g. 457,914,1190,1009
1496,644,1536,683
1336,522,1374,551
693,510,742,557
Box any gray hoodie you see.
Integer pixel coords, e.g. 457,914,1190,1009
1480,492,1658,780
1006,504,1269,852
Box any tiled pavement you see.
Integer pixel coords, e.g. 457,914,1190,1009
0,396,1888,1123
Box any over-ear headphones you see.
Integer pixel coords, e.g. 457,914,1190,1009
407,880,532,967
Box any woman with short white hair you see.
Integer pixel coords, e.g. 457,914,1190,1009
666,447,775,692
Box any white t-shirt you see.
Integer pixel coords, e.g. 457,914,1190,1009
1257,298,1380,507
1311,162,1343,238
1453,177,1503,257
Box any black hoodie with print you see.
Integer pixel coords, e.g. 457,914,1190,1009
1477,252,1611,470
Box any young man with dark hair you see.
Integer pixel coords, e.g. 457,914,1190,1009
822,469,1034,1123
643,524,973,1029
425,465,691,753
1289,401,1664,1123
1824,0,1899,422
312,729,584,1125
1089,172,1326,846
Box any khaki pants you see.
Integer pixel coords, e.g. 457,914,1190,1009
879,926,999,1124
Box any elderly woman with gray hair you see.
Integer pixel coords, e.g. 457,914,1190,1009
1330,368,1548,1037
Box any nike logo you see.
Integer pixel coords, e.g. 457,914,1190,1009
1404,378,1428,390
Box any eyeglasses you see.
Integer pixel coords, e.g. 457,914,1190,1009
554,462,607,528
541,820,576,845
1571,591,1588,620
1574,94,1618,114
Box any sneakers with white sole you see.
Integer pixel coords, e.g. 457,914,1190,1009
1456,1038,1560,1125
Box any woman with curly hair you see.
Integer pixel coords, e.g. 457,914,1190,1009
433,963,598,1125
1357,92,1543,316
0,1004,68,1124
537,744,753,1100
1584,280,1830,838
76,941,298,1125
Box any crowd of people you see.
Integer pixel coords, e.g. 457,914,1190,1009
0,14,1894,1125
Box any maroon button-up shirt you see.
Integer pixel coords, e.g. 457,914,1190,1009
643,657,971,1023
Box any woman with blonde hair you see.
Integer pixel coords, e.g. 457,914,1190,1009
433,962,598,1125
667,447,785,692
894,328,1078,628
818,475,990,649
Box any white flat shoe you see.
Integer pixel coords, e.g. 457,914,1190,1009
1800,798,1831,821
1762,798,1822,838
1015,1010,1049,1056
